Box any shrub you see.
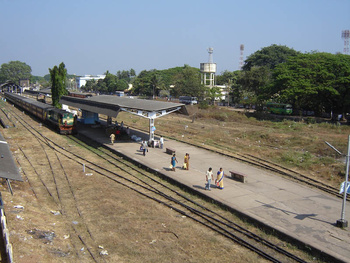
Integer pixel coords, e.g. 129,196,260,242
198,101,209,109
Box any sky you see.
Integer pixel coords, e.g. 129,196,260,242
1,0,349,77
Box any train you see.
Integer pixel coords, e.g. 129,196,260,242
4,92,77,135
68,91,93,98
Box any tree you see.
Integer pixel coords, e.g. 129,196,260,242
238,66,271,100
239,45,301,105
103,71,118,93
150,73,163,99
116,79,128,91
216,70,236,85
116,70,130,82
242,44,300,71
217,70,243,105
49,62,67,108
272,52,350,118
172,65,206,98
131,66,189,97
130,68,136,78
132,70,155,96
0,61,32,84
81,79,97,92
207,86,222,104
31,75,50,88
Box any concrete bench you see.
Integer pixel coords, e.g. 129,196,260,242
166,147,176,155
229,170,248,183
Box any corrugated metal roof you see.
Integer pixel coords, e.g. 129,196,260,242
0,132,23,181
86,95,184,112
60,96,121,117
60,95,184,117
6,92,54,110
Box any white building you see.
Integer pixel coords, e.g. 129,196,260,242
76,75,105,89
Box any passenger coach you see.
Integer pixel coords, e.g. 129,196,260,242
4,92,77,134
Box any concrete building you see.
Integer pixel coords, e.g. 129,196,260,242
76,75,105,89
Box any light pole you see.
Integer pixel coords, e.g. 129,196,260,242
325,135,350,228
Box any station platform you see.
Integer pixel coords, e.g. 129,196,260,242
77,124,350,263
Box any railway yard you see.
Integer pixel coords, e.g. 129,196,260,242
0,96,350,262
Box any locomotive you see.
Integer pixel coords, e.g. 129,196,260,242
4,92,77,135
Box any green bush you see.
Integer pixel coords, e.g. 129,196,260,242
198,101,209,109
306,117,316,124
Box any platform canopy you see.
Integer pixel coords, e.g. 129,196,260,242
0,132,22,182
60,95,185,118
60,95,186,141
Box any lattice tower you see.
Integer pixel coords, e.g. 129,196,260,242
342,30,350,55
239,44,245,70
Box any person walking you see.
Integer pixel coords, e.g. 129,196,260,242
110,133,115,145
171,154,178,171
160,136,164,149
184,153,190,170
216,167,224,189
205,167,214,190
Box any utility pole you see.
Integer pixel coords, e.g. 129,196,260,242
325,136,350,228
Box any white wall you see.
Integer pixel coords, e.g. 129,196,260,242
76,75,105,89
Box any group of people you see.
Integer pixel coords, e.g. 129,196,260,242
205,167,224,190
170,153,190,171
140,136,164,156
111,128,224,191
109,121,130,145
170,153,224,190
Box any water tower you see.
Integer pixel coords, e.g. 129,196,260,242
200,47,217,87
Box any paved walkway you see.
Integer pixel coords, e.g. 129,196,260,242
78,125,350,263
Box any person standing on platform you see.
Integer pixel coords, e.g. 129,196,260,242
171,154,178,171
216,167,224,189
160,136,164,149
205,167,214,190
116,128,121,138
142,141,148,156
184,153,190,170
110,133,115,145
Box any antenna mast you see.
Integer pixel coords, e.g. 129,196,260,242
208,47,214,63
239,44,245,70
342,30,350,55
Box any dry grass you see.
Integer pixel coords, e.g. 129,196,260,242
0,102,339,262
0,109,269,263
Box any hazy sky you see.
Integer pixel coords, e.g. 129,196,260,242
1,0,349,76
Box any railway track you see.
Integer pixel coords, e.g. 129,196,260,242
0,100,16,128
2,105,105,262
1,101,316,262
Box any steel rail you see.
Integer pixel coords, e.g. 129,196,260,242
4,104,104,263
5,102,313,262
